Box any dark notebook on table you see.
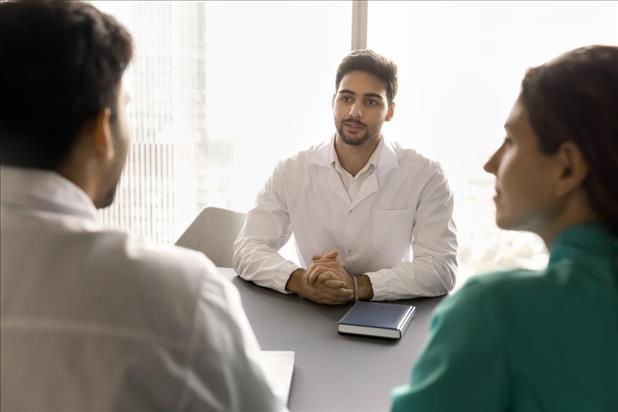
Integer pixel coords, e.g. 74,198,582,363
337,301,416,340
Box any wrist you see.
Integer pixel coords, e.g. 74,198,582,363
357,274,374,300
343,273,354,290
285,268,305,295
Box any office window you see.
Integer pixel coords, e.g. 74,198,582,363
92,1,350,245
367,1,617,278
91,1,206,244
92,1,615,282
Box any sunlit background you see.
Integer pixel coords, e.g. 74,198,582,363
93,0,617,285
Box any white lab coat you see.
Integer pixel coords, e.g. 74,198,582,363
0,166,286,412
234,138,458,300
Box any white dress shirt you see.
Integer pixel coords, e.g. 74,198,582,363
0,166,286,412
233,137,458,300
332,139,381,202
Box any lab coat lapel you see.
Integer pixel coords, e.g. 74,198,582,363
310,138,351,207
349,139,398,210
350,173,378,210
328,168,352,207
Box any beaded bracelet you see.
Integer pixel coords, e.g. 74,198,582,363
352,276,359,302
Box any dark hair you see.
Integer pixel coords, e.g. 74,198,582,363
0,0,133,169
335,49,398,103
521,45,618,235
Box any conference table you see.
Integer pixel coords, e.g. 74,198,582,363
217,268,444,412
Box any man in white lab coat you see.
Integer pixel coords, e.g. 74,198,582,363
234,49,458,304
0,2,285,411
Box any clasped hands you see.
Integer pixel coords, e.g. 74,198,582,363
290,251,355,305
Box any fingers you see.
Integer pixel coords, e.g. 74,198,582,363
307,250,342,283
311,288,353,305
299,253,353,304
306,279,353,303
309,268,334,286
305,262,321,284
306,261,344,285
322,279,346,288
324,290,354,304
331,287,354,297
309,267,343,285
323,250,338,259
306,264,335,285
312,250,339,261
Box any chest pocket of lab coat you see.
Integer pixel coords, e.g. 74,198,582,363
372,208,415,261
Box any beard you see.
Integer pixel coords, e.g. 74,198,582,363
98,184,119,209
335,118,382,146
95,148,125,209
336,120,376,146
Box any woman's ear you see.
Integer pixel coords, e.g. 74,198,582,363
554,141,588,197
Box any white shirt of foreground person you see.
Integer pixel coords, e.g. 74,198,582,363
0,167,287,412
234,137,458,300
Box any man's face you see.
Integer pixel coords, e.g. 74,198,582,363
97,85,130,208
333,70,393,147
484,98,563,233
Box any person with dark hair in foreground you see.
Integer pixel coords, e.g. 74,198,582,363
391,45,618,411
0,2,286,411
234,49,458,304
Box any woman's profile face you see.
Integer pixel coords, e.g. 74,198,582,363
483,98,565,235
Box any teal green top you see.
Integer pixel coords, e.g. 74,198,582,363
391,224,618,412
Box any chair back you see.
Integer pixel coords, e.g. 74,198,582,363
175,207,246,267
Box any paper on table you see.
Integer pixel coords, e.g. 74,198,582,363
258,351,295,405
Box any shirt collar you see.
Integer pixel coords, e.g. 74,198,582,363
311,135,398,171
549,223,617,263
0,166,98,222
329,137,383,176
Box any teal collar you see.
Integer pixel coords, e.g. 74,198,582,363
549,224,617,263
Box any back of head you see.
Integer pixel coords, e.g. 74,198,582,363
335,49,398,103
0,0,133,170
521,45,618,235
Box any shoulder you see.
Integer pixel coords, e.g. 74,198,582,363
81,229,230,339
88,229,217,288
437,268,547,320
456,269,545,298
384,140,450,197
473,268,559,298
268,141,331,191
389,140,443,173
274,140,330,173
